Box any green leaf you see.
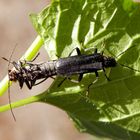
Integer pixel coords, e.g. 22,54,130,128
31,0,140,139
2,0,140,139
29,0,140,139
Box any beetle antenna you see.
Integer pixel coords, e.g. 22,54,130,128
107,44,140,72
118,63,140,72
1,57,13,64
7,44,17,121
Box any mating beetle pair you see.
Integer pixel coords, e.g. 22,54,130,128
7,47,117,90
3,45,139,121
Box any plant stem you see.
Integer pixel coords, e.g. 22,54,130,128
0,35,44,96
0,93,45,112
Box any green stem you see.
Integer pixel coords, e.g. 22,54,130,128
0,35,44,96
0,93,45,112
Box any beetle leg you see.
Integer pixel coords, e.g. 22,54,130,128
102,67,110,81
58,73,83,87
31,79,36,87
75,47,81,55
58,77,67,87
78,74,83,82
58,77,79,87
94,48,97,54
34,78,48,86
67,73,83,83
17,77,24,89
27,52,40,62
87,71,99,95
25,80,32,89
68,47,81,56
50,76,55,80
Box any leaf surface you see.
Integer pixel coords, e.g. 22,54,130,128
30,0,140,139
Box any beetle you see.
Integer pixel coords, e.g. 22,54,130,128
5,47,117,90
3,46,140,121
